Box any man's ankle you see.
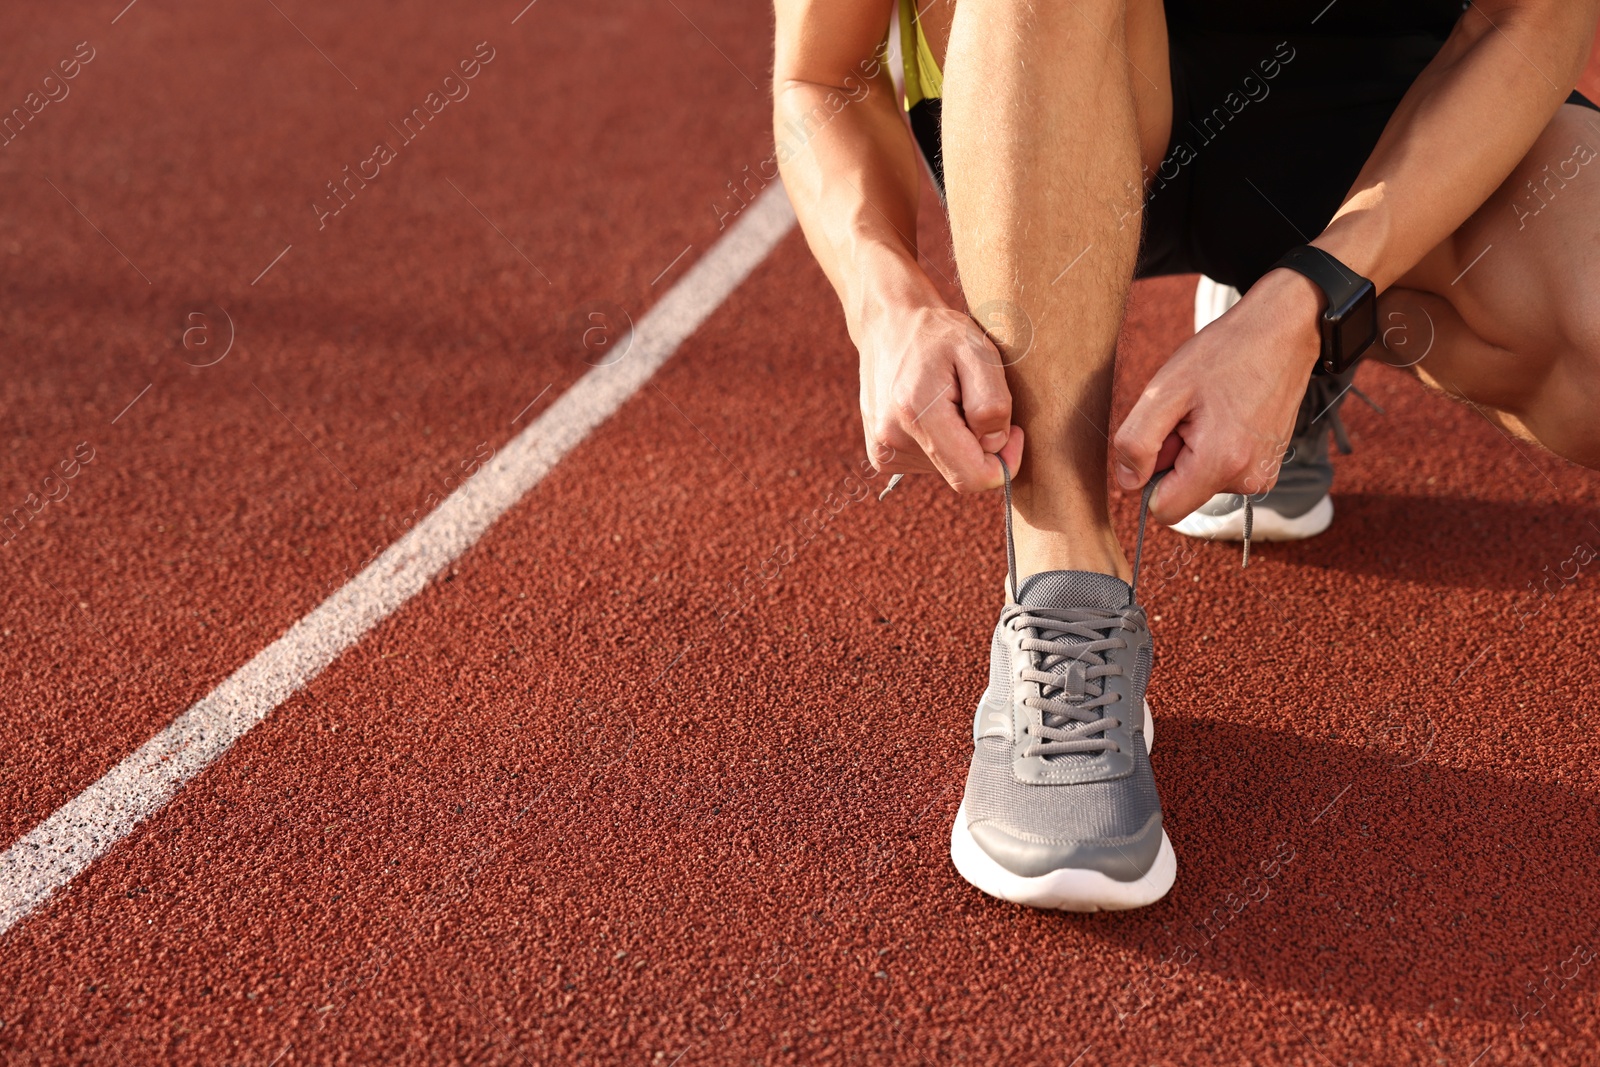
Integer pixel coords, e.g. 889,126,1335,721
1012,526,1131,584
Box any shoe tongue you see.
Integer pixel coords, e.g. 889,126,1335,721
1015,569,1131,611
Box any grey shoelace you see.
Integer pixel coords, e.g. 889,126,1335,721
1011,602,1134,756
1303,372,1382,456
875,457,1250,756
996,457,1247,756
996,456,1247,600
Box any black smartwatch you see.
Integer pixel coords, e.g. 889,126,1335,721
1269,245,1378,376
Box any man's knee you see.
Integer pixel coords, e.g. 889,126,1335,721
946,0,1169,167
1543,265,1600,368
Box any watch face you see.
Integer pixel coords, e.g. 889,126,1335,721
1327,279,1378,370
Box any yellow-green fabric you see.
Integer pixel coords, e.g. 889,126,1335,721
896,0,944,109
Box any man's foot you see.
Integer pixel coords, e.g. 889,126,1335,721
1173,277,1368,543
950,470,1175,911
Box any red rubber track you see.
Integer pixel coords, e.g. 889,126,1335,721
3,3,1600,1065
0,0,756,845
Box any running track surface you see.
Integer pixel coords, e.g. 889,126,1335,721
2,3,1599,1064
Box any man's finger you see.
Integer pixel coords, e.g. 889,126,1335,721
885,425,1022,498
997,425,1024,476
864,422,938,476
904,395,1004,493
953,340,1012,450
866,441,939,476
1147,443,1228,525
1113,383,1191,490
1154,432,1183,473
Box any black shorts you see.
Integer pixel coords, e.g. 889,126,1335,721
1138,21,1598,288
910,7,1598,291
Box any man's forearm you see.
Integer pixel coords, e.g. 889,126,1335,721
772,78,942,344
1311,0,1599,290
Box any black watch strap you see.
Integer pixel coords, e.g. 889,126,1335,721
1270,245,1378,376
1272,245,1362,298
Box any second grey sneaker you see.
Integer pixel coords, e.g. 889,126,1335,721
950,470,1177,911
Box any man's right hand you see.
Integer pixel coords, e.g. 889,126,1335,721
859,299,1025,493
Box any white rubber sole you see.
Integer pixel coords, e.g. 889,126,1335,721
950,700,1177,912
1171,493,1333,542
1194,275,1241,333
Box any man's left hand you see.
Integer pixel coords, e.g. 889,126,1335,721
1112,268,1327,525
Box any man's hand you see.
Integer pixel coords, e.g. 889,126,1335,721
1113,269,1325,524
860,297,1024,492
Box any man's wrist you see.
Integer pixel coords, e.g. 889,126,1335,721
1313,211,1414,298
1272,242,1383,374
848,240,943,343
1249,266,1325,373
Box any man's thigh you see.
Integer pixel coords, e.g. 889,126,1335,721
1389,99,1600,403
910,0,1172,191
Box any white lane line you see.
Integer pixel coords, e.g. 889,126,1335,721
0,182,797,937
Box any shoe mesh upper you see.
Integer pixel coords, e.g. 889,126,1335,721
964,570,1161,847
1017,571,1129,611
966,732,1161,844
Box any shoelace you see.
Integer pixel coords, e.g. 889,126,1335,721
1303,372,1383,457
996,457,1246,756
1011,602,1133,756
875,459,1251,756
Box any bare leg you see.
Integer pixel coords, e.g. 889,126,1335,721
941,0,1169,581
1375,105,1600,468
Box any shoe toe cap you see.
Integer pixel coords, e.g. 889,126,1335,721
968,812,1164,881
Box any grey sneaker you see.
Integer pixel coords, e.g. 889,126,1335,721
949,469,1179,911
1174,278,1376,542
